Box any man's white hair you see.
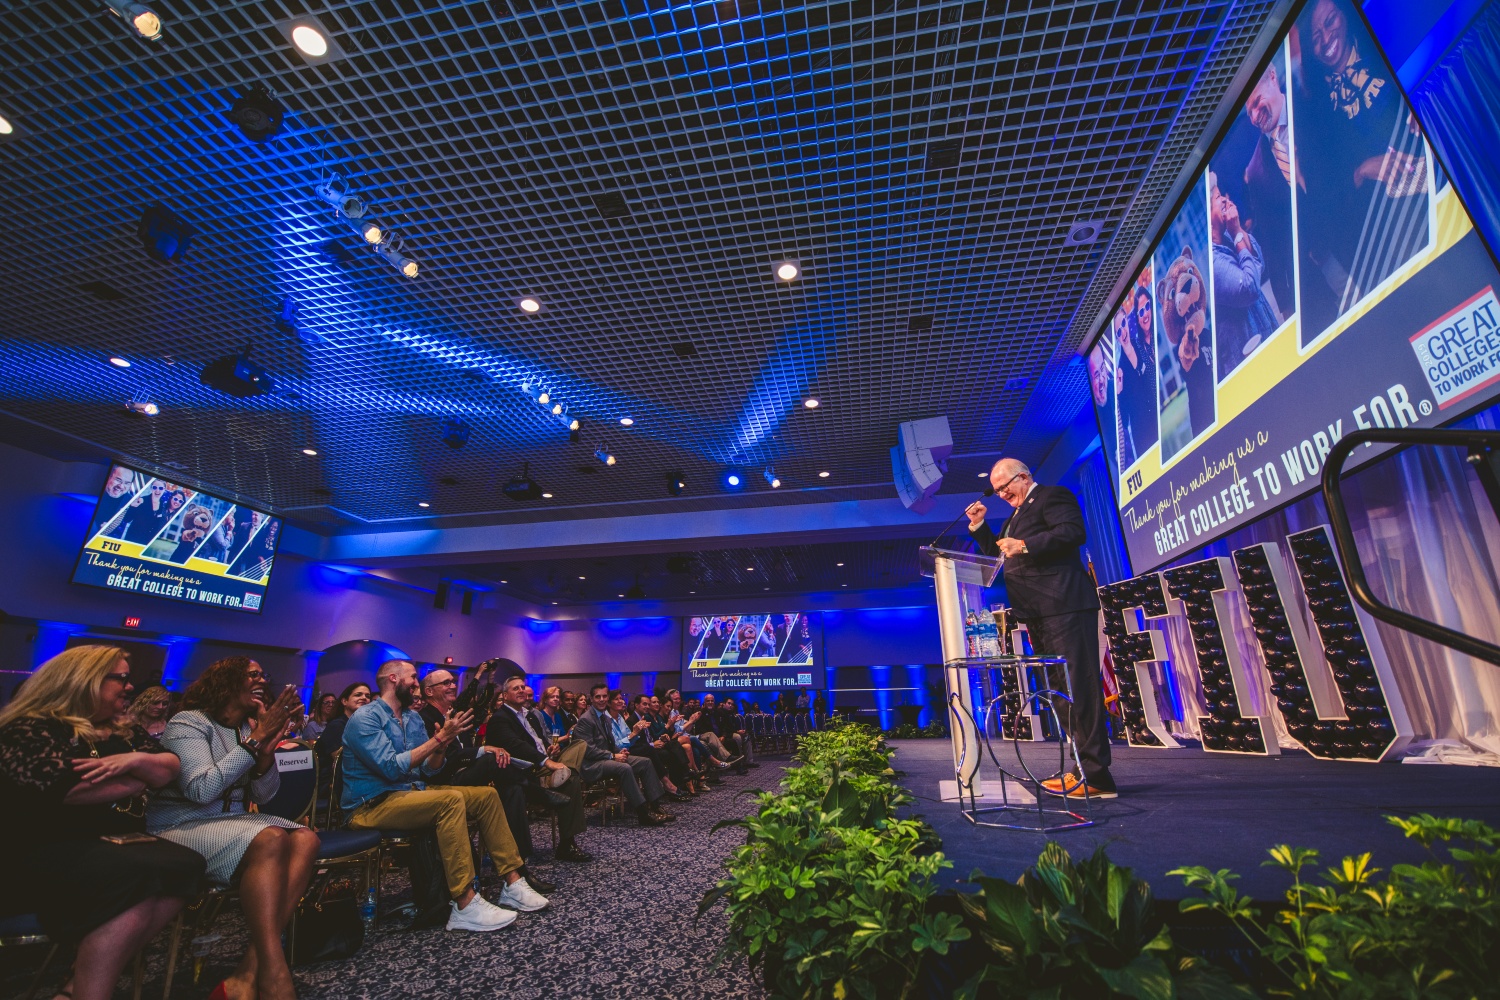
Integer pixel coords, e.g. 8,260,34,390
990,458,1031,480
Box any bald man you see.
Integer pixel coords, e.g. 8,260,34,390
966,458,1116,798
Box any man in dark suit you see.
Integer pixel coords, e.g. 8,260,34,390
485,676,592,862
967,458,1116,797
571,684,674,826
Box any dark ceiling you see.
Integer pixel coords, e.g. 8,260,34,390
0,0,1280,540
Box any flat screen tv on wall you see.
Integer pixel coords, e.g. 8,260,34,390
71,463,283,614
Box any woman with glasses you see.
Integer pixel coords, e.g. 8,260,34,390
148,658,319,1000
0,646,205,1000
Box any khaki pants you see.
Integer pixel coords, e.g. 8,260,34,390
348,786,521,899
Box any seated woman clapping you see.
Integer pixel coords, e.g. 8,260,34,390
0,646,205,1000
148,658,320,1000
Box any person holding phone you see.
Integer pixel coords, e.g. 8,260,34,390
0,646,204,1000
149,658,319,1000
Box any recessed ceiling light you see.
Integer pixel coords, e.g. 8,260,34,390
818,471,830,478
618,593,625,597
500,579,508,583
518,297,541,313
837,562,845,567
619,417,634,426
978,471,988,477
842,583,848,587
290,23,328,56
746,567,754,572
301,447,318,456
541,492,553,498
551,601,558,605
803,398,819,409
690,590,696,594
417,501,430,508
763,587,769,591
0,115,13,135
578,575,586,580
108,356,131,368
774,260,801,281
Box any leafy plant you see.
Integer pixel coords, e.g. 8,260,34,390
960,842,1255,1000
703,721,967,998
1172,813,1500,999
885,720,952,739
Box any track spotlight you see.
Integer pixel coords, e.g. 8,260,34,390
667,471,685,497
439,417,471,450
594,446,616,466
123,398,159,417
536,390,550,405
106,3,162,41
352,218,382,244
375,235,418,278
226,84,285,143
721,468,745,491
137,204,194,263
550,401,563,415
315,178,366,218
568,417,580,432
764,467,781,488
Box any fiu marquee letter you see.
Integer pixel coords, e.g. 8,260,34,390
1161,558,1276,755
1097,574,1182,748
1233,527,1411,761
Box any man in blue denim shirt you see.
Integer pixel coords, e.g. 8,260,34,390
342,659,550,932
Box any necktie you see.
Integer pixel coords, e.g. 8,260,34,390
1271,130,1292,185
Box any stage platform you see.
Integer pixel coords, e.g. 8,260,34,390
891,737,1500,900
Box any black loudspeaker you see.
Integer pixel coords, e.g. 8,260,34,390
461,591,473,615
434,581,449,610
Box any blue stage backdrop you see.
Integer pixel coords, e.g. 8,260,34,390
1088,0,1500,573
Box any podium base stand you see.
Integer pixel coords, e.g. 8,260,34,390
939,779,1035,806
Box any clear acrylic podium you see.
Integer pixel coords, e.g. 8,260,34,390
919,545,1098,833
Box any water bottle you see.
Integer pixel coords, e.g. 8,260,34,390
360,887,377,931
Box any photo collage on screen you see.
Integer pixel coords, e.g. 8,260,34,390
1092,0,1438,494
88,465,282,583
687,613,814,669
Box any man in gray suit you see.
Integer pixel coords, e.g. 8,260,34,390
571,683,675,826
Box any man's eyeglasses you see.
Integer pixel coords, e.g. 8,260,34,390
995,472,1028,495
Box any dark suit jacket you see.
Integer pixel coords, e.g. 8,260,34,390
484,704,551,765
970,483,1100,621
1244,135,1296,317
569,706,617,763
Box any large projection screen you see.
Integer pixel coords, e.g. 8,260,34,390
1088,0,1500,573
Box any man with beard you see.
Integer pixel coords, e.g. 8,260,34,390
342,659,549,932
417,667,556,893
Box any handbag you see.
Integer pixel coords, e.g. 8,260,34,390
291,895,364,965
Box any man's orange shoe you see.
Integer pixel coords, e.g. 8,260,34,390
1040,775,1118,799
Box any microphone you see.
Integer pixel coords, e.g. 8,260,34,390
929,485,995,548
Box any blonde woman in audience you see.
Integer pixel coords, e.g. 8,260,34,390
0,646,204,1000
148,657,319,1000
128,684,173,740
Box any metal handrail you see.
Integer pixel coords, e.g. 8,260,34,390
1321,427,1500,666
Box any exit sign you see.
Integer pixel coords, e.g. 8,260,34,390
122,616,141,629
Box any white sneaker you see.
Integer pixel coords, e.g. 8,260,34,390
498,877,550,912
446,895,518,932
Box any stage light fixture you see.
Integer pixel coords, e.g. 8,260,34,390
315,178,365,218
764,467,781,488
439,417,472,450
774,259,801,281
123,399,159,417
106,3,162,41
376,236,418,278
108,356,131,368
594,446,616,466
568,417,580,432
721,468,745,491
518,297,541,313
226,84,285,143
137,204,194,263
301,447,318,456
551,402,563,415
353,219,382,244
666,470,685,496
200,352,274,398
803,398,819,409
536,390,550,405
619,417,634,426
501,463,543,501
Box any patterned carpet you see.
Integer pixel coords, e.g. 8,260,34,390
3,766,781,1000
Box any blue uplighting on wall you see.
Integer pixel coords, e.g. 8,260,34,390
605,672,622,692
641,672,657,696
32,622,80,669
869,665,892,729
160,636,198,692
526,673,546,696
905,664,929,727
525,618,559,634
